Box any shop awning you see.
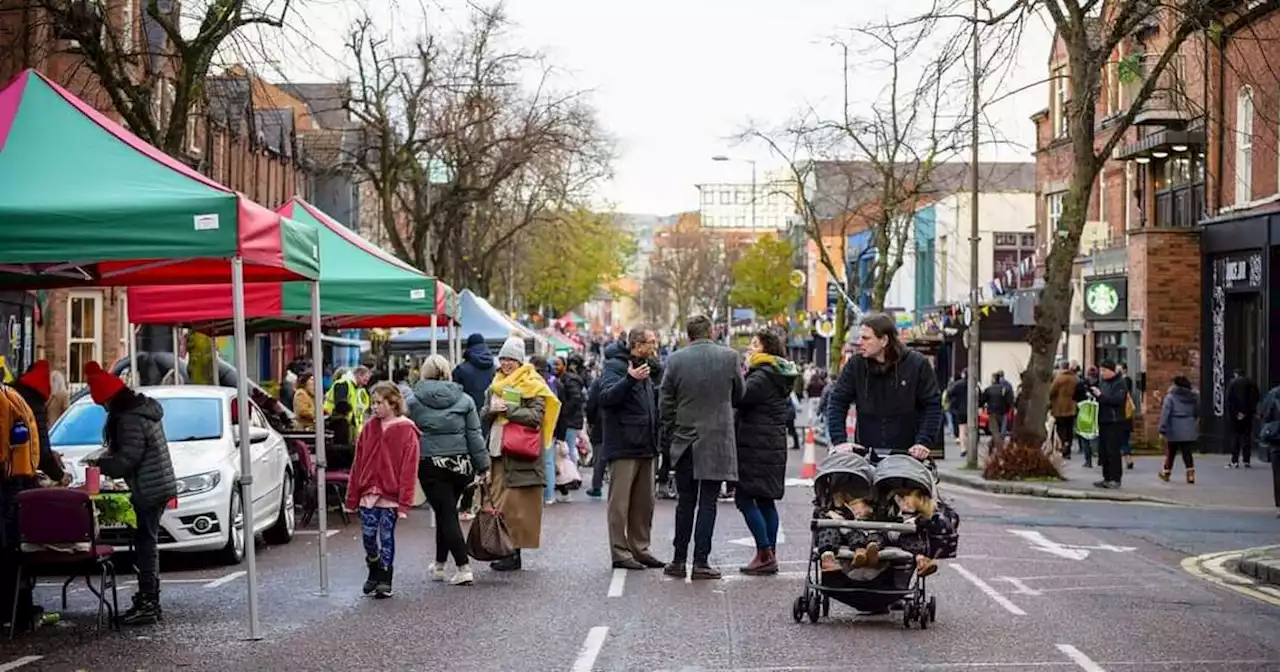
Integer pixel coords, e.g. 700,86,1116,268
1114,129,1206,161
126,198,459,331
0,69,319,286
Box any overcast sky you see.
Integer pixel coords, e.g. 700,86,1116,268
262,0,1052,215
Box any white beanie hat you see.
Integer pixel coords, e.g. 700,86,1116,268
498,336,526,362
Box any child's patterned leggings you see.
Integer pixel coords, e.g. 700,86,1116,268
359,507,398,568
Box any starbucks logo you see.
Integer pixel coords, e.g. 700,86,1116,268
1086,283,1119,316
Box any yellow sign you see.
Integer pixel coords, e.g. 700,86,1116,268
816,320,836,339
788,270,806,289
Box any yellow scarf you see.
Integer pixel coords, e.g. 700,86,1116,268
488,363,562,448
747,352,779,369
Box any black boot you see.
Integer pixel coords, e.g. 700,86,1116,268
374,565,394,598
119,591,162,626
362,557,380,595
490,550,522,572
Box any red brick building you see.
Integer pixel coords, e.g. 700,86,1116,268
1032,2,1280,444
0,2,320,386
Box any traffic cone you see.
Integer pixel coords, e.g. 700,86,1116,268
800,428,818,479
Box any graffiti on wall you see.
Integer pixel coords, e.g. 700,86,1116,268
1211,268,1226,418
1148,345,1199,368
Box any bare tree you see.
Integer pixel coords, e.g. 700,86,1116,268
648,216,729,330
344,3,613,293
907,0,1270,446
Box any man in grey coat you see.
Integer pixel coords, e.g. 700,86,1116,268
659,315,745,579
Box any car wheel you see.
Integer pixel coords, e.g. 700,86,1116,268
219,487,246,566
264,470,295,545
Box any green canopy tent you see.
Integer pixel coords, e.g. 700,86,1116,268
0,68,322,639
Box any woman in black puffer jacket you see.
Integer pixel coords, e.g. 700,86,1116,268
733,327,799,576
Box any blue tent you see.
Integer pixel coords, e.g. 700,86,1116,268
387,290,534,355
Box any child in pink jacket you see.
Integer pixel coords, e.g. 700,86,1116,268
346,381,421,598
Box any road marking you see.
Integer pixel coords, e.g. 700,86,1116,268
994,573,1116,582
996,576,1043,596
719,571,807,582
957,554,1077,563
949,564,1026,616
655,660,1280,671
205,570,247,589
608,569,626,597
1056,644,1107,672
729,525,787,548
296,529,341,538
36,578,213,588
571,626,609,672
1181,547,1280,607
784,478,813,487
1007,529,1134,561
0,656,43,671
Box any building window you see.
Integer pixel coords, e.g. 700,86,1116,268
735,190,748,204
1153,153,1205,229
735,216,745,227
1052,65,1068,138
67,292,102,386
1105,48,1120,117
1236,86,1254,205
993,232,1035,290
719,190,730,204
702,189,714,204
1047,192,1065,235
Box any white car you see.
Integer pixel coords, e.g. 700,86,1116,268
50,386,296,565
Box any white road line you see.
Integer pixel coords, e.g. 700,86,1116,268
1056,644,1107,672
956,554,1077,563
0,657,43,672
571,626,609,672
949,564,1026,616
205,571,247,589
994,574,1117,582
607,569,627,597
996,577,1043,596
296,529,341,538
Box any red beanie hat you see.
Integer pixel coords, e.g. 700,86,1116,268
84,361,125,406
18,360,51,399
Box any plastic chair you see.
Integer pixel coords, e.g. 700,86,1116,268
10,488,119,638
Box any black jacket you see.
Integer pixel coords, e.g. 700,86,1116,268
555,370,586,439
597,342,659,462
452,344,496,412
12,382,64,482
825,345,942,457
982,380,1014,415
97,390,178,508
1095,375,1129,425
945,377,969,417
735,361,798,500
1226,376,1261,432
585,376,604,447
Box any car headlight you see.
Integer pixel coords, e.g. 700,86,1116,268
175,470,221,497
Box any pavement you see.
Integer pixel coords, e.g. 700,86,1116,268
4,449,1280,671
934,438,1279,510
1239,546,1280,587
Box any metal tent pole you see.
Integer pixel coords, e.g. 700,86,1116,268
231,258,262,640
310,281,329,595
430,314,438,357
172,328,182,385
128,323,138,387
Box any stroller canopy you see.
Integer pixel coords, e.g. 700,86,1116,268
873,454,935,497
813,451,877,504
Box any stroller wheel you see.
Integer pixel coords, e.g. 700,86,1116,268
928,596,937,622
806,594,822,623
792,596,806,623
822,596,831,618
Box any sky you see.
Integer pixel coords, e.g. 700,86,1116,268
258,0,1052,215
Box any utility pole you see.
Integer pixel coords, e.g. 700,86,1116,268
965,0,982,469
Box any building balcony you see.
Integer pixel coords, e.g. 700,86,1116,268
1122,53,1197,127
1081,239,1128,277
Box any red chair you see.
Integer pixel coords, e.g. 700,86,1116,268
295,439,350,528
9,488,119,638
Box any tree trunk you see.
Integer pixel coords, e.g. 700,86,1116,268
830,300,847,371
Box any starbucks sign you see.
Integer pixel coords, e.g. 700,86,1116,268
1083,277,1127,321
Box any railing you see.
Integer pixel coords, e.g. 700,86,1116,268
1121,53,1196,126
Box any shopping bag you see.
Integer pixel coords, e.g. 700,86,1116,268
466,485,515,561
412,479,427,508
1075,399,1099,440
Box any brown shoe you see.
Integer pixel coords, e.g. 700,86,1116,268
663,562,687,579
1186,468,1196,484
852,548,868,568
864,542,880,567
819,551,839,573
758,547,779,574
1158,470,1171,482
691,564,722,580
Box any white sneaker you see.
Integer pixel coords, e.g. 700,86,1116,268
555,492,572,503
448,566,474,586
430,563,446,582
544,498,556,506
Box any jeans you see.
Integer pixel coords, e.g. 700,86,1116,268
734,493,779,549
359,506,399,568
418,462,470,566
564,429,579,467
1077,434,1095,465
1230,427,1253,465
991,413,1008,438
544,440,557,502
592,449,607,492
1098,423,1126,484
672,451,721,565
133,501,166,594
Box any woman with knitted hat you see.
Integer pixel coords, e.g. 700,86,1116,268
481,336,560,571
12,360,68,485
81,361,176,625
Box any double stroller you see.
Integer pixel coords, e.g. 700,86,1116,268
792,451,960,628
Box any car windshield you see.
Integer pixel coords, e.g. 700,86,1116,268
50,397,225,446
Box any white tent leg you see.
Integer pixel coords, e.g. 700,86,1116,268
231,258,262,640
127,322,138,387
310,281,329,595
430,314,438,357
172,328,182,385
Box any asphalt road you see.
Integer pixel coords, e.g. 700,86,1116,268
4,452,1280,672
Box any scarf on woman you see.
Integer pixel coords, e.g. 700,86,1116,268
489,362,562,448
746,352,798,376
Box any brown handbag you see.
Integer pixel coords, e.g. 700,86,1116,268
466,484,515,561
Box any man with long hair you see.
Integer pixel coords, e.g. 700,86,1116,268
825,313,940,462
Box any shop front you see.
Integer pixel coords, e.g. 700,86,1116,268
1200,208,1279,448
0,291,36,380
1082,276,1141,377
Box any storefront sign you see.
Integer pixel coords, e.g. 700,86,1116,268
1214,252,1263,292
1082,276,1127,321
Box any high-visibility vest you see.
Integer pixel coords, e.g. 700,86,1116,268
323,378,369,430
